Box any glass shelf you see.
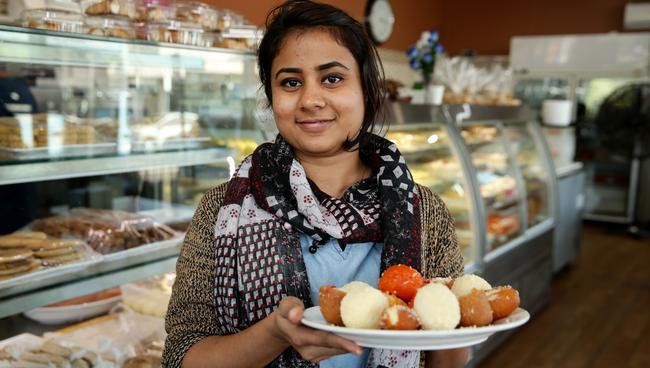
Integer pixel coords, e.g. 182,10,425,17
0,25,253,71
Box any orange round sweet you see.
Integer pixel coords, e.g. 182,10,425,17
378,264,425,302
380,305,421,330
458,289,493,327
487,286,520,320
319,285,346,326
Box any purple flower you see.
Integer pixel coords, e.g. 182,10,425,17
422,52,433,63
409,59,420,70
435,44,445,54
429,31,439,43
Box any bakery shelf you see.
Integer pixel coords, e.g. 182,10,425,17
0,147,235,185
0,237,182,319
0,24,253,70
488,198,521,211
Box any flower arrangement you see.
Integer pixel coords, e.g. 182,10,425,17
407,30,444,88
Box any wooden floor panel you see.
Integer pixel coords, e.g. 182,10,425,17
478,224,650,368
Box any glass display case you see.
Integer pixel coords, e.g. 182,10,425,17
386,104,556,280
386,106,480,270
0,24,261,319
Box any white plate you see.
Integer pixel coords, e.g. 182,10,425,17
301,306,530,350
23,295,121,325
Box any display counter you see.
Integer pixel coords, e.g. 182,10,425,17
0,25,260,319
386,103,557,365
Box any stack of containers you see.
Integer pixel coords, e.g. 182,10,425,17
81,0,136,39
17,0,262,50
20,0,84,34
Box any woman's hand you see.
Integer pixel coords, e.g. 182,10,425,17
273,296,362,363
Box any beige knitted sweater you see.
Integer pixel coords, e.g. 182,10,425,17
162,182,464,367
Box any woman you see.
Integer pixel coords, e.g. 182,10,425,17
163,1,468,367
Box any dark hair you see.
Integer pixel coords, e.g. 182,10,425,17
257,0,386,149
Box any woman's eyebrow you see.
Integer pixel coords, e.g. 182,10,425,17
275,67,302,79
317,61,349,71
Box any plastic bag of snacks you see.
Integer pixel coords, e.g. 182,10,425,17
30,208,178,254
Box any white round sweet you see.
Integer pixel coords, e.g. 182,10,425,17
341,281,372,294
451,274,492,298
413,283,460,330
340,286,388,329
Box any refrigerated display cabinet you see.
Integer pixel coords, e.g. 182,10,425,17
0,24,262,324
386,103,557,365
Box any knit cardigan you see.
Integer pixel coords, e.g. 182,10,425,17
162,182,464,367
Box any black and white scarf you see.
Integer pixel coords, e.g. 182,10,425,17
213,134,422,367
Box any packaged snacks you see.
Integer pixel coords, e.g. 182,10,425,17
144,20,204,46
31,208,178,254
21,9,84,33
85,15,135,39
135,1,174,23
0,231,96,281
175,1,218,31
81,0,136,19
0,114,97,149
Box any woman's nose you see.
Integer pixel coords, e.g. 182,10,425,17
299,83,326,110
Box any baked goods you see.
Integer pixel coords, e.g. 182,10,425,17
413,283,461,330
83,0,135,18
339,281,388,329
21,9,84,33
0,248,40,280
175,2,218,31
31,208,177,254
0,339,106,367
85,15,135,39
0,115,97,149
46,288,121,307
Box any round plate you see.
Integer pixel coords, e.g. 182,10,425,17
301,306,530,350
23,295,121,325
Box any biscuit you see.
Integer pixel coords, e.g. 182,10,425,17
0,259,40,278
41,340,72,358
33,246,75,258
0,248,33,264
41,252,80,266
9,231,48,239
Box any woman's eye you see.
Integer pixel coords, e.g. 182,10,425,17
323,75,343,85
281,79,302,88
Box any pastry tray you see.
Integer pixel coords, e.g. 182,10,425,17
0,143,117,161
131,137,209,152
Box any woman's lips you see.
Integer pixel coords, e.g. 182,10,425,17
296,119,334,133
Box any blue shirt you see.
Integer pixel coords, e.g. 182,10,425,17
299,233,383,368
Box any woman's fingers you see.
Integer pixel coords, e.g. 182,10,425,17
276,315,360,354
274,296,362,361
299,346,351,363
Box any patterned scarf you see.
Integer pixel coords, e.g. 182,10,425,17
213,134,421,367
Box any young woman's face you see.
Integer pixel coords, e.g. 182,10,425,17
271,29,365,158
